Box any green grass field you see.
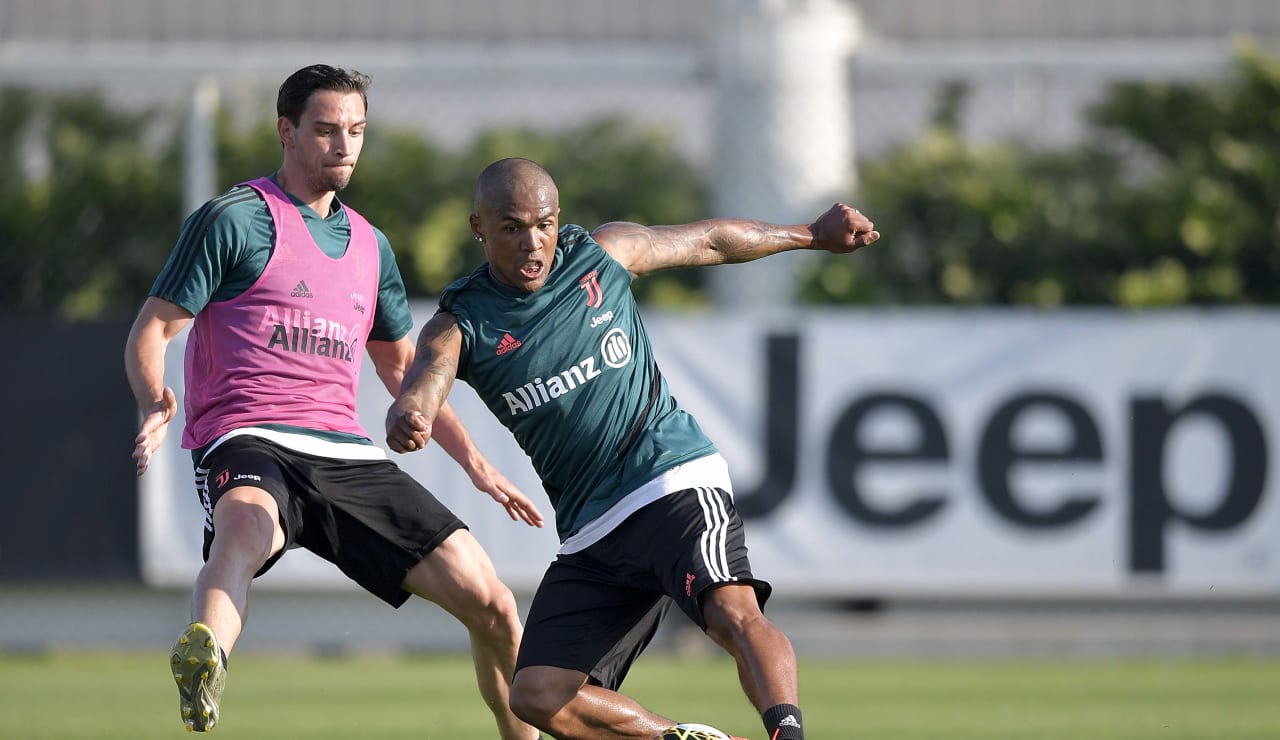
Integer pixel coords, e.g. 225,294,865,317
2,652,1277,739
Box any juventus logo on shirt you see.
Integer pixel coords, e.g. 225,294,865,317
578,270,603,308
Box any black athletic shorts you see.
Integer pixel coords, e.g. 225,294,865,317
515,486,771,690
195,435,466,607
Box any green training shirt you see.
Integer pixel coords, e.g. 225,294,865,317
441,224,717,541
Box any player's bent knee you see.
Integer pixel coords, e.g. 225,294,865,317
509,668,580,727
703,584,764,625
461,568,520,617
507,677,549,727
208,497,281,566
702,586,775,647
462,592,523,640
404,559,522,639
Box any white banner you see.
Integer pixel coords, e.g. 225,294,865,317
142,308,1280,597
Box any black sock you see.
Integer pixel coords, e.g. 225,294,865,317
220,648,229,669
763,704,804,740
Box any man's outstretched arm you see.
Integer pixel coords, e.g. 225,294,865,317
592,202,878,277
381,312,544,527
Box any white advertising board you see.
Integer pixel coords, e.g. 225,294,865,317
142,308,1280,597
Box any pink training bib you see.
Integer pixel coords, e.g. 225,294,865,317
182,177,380,449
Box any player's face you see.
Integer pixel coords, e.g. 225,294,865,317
473,185,560,293
281,90,366,195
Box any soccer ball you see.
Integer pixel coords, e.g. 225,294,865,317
657,723,732,740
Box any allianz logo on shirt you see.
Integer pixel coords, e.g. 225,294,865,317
500,328,632,417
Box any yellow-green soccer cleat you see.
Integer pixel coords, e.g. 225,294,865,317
170,622,226,732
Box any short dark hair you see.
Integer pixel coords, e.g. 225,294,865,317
276,64,372,124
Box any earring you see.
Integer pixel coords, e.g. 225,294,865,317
473,235,483,242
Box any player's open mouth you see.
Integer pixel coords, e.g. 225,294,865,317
520,261,544,279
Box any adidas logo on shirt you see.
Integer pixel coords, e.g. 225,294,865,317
290,280,313,298
496,332,522,355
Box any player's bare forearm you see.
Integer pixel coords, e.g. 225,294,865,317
125,297,191,475
431,402,547,528
125,318,176,475
402,316,461,417
366,336,416,397
125,297,191,412
593,203,878,276
125,323,169,415
429,401,478,467
386,312,462,453
593,219,798,276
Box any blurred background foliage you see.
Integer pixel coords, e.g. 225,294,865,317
2,44,1277,318
801,42,1280,307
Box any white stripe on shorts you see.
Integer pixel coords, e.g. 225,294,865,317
194,465,213,532
696,486,737,584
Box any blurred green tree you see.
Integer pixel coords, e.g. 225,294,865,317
0,93,707,317
801,42,1280,307
5,43,1278,317
0,89,181,318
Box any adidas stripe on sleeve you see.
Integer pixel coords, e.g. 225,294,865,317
150,186,270,315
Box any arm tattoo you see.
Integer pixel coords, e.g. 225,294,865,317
604,218,807,275
406,317,461,415
663,219,803,266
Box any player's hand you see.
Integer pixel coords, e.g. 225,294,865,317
133,386,177,476
385,403,433,454
467,458,545,528
809,202,879,254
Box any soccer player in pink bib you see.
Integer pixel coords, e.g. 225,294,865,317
125,65,543,738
